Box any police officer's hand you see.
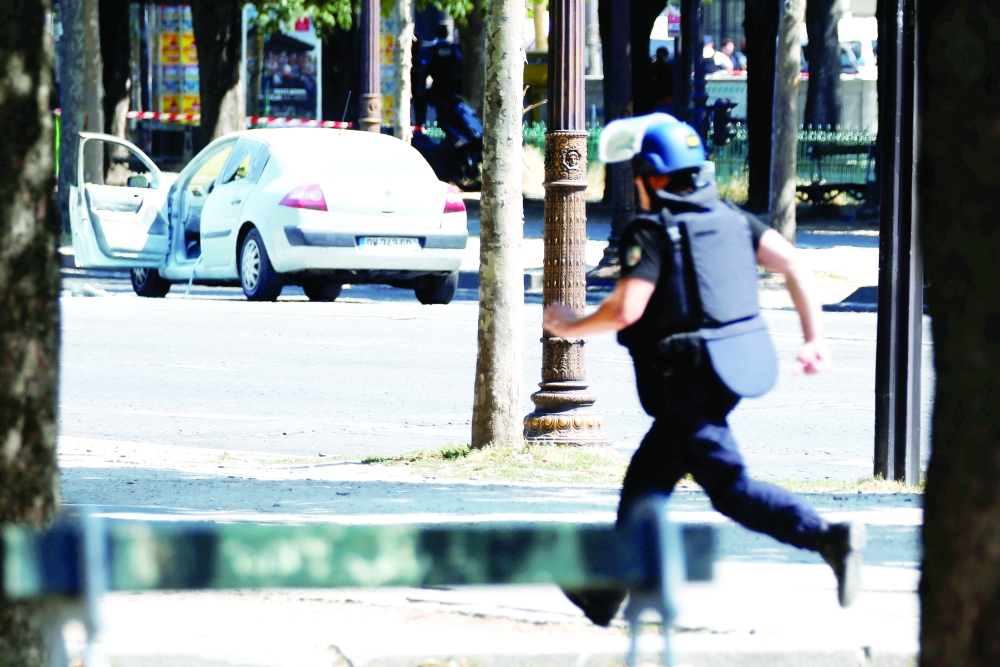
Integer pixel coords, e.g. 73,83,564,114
795,339,832,375
543,303,579,337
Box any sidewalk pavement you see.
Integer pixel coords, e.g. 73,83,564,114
59,436,920,667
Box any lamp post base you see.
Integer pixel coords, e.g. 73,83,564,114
524,380,610,446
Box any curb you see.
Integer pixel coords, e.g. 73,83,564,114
822,286,930,314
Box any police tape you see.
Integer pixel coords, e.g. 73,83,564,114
53,108,354,128
128,111,354,128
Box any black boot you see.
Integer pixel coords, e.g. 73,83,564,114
562,587,628,627
818,522,867,608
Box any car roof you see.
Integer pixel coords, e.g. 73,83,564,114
221,128,434,175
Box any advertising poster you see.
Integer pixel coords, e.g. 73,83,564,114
156,5,199,114
161,32,180,64
246,10,322,119
380,15,397,127
181,33,198,64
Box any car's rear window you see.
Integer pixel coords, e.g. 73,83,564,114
269,131,435,177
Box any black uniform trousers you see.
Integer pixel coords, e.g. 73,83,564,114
619,353,826,551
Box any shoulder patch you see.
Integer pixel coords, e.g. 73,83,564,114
625,245,642,267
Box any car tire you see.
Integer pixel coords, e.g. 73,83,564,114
303,282,343,302
414,271,458,305
240,229,283,302
131,268,171,298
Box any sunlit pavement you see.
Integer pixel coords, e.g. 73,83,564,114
58,259,922,667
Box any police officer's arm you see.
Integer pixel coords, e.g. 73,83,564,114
543,278,656,337
756,229,832,374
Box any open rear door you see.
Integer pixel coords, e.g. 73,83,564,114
68,133,170,268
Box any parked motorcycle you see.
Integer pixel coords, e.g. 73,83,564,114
412,95,483,191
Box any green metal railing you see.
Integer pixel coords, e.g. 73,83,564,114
518,122,876,192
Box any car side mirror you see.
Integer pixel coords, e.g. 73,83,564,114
127,175,149,188
207,181,216,194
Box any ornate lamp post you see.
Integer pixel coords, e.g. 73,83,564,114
524,0,609,446
360,0,382,132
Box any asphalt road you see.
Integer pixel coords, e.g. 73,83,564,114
59,274,934,480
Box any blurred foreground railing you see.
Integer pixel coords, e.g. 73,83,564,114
3,496,713,667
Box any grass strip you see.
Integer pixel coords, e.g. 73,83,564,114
363,443,925,494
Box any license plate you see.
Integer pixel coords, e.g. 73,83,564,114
357,236,422,254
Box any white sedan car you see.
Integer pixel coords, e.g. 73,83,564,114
69,128,469,303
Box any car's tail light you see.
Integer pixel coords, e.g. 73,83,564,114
280,183,327,211
443,184,466,214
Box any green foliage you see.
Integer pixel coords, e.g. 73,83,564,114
249,0,474,34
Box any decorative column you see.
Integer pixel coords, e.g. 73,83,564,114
359,0,382,132
524,0,609,446
592,0,633,275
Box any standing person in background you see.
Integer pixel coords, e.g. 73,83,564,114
551,114,866,626
421,24,463,108
649,47,675,112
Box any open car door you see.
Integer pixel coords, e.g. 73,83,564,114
68,133,170,268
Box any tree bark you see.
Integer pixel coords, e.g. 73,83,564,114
100,0,130,138
768,0,803,241
744,0,779,213
394,0,414,143
0,1,62,664
57,0,104,230
803,0,841,129
190,0,245,149
456,0,487,116
532,0,547,51
249,28,264,118
471,0,524,449
918,2,1000,664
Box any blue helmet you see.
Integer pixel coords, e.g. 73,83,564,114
633,121,706,176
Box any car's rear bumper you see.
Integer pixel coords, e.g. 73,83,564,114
270,224,467,274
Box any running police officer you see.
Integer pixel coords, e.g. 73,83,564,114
544,114,866,625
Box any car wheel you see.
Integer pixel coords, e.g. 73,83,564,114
414,271,458,305
240,229,283,301
303,282,343,302
131,268,171,297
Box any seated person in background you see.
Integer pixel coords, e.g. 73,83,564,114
721,38,747,72
703,36,734,75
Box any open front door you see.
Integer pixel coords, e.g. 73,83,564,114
68,133,170,268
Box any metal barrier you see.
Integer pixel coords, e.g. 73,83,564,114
3,496,712,667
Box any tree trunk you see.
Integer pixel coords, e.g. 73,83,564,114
532,0,547,51
0,1,62,664
471,0,524,449
190,0,245,149
100,0,130,139
803,0,841,129
57,0,104,230
456,0,487,116
744,0,779,213
768,0,803,241
395,0,414,143
249,28,264,119
918,2,1000,665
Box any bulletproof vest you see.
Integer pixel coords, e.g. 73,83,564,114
647,198,761,335
428,44,460,82
634,196,778,397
